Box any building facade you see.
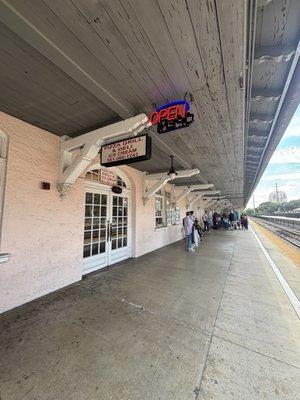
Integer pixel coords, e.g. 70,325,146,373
268,190,287,204
0,112,209,313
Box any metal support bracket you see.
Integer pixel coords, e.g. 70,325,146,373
57,114,150,195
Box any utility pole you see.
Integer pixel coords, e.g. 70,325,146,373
275,182,281,211
252,193,256,213
275,183,279,204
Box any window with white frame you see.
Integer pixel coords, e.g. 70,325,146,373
155,188,180,228
174,206,181,224
155,189,165,227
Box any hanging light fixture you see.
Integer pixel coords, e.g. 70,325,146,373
167,155,178,180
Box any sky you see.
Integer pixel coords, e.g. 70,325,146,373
246,104,300,209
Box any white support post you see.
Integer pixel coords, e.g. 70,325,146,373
57,114,150,195
142,169,200,203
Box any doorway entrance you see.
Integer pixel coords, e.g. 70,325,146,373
83,168,131,274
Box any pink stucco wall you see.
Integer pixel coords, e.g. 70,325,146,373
0,113,190,313
0,113,84,313
121,165,186,257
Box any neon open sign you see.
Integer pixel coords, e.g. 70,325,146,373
148,100,194,133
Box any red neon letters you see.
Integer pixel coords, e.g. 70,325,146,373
148,104,187,125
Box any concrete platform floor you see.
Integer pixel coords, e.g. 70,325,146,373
0,228,299,400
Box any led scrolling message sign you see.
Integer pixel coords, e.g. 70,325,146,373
148,100,194,133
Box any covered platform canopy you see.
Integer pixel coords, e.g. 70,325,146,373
0,0,299,208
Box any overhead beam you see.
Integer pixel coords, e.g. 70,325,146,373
251,89,281,102
246,154,261,159
249,114,273,124
247,136,267,144
247,146,264,153
254,45,295,65
247,127,269,137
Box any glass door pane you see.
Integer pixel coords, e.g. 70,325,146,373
83,192,107,258
111,195,128,251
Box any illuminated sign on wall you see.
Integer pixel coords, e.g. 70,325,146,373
100,134,152,167
148,100,194,133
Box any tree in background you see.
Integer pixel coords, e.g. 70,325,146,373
256,201,279,215
243,198,300,215
244,208,255,216
283,199,300,211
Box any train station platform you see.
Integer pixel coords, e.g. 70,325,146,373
0,227,299,399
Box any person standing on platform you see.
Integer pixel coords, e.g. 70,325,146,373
183,212,194,252
202,211,209,232
223,215,229,230
229,210,235,228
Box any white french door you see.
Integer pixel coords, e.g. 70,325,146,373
83,185,131,274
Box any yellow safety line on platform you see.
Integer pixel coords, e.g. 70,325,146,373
250,219,300,268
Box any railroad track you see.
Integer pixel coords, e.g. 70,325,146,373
251,217,300,248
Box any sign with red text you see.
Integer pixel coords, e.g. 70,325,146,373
100,134,152,167
100,170,117,186
148,100,194,134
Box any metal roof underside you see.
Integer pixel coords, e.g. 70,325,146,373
243,0,300,201
0,0,299,208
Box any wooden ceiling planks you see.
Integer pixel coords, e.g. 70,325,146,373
5,0,135,118
0,0,248,205
154,0,240,192
115,0,240,193
0,22,118,135
186,0,240,184
70,0,175,105
215,0,245,196
46,0,148,111
98,0,179,102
